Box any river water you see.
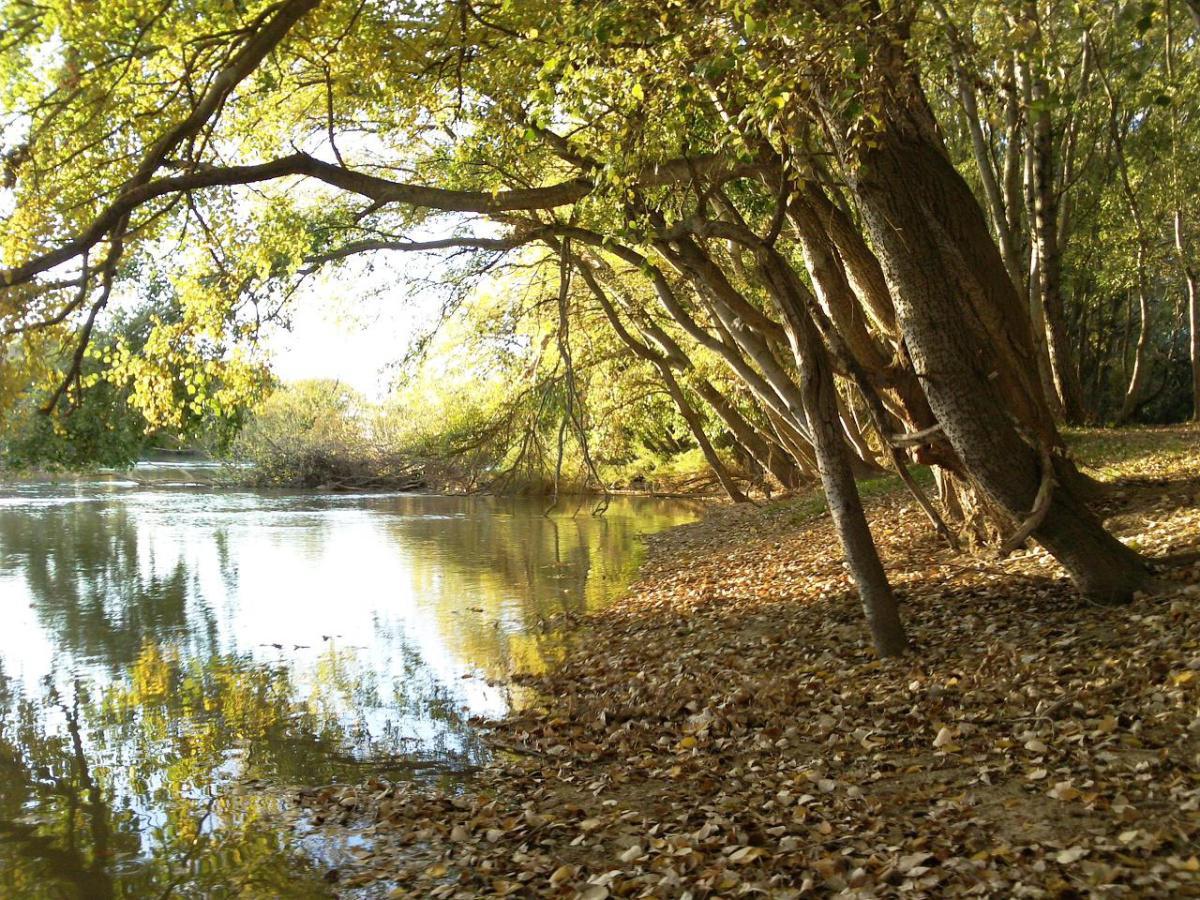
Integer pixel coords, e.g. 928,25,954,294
0,479,700,897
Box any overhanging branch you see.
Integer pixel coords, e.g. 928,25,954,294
3,154,765,290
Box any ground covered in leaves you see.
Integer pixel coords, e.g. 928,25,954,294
303,426,1200,898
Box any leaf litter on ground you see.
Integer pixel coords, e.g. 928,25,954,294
296,426,1200,897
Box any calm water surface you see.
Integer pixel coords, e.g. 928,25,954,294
0,479,700,897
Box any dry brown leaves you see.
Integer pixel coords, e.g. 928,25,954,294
302,427,1200,898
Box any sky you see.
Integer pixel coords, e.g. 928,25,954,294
264,254,447,401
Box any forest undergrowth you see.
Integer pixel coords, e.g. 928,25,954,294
303,426,1200,898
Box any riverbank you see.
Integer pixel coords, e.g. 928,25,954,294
302,426,1200,897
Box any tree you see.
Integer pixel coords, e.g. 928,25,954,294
2,0,1193,653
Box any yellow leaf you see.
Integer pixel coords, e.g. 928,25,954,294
1049,781,1081,802
729,845,768,864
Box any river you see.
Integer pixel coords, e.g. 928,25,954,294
0,478,701,897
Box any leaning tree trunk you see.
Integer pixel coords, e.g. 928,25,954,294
656,366,749,502
685,208,907,652
788,193,935,432
692,378,807,488
574,255,750,502
762,253,908,656
566,228,821,472
823,66,1153,604
801,326,907,656
592,258,812,488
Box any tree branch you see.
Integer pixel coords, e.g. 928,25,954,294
3,155,765,289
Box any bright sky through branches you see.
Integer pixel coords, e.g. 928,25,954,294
265,254,446,400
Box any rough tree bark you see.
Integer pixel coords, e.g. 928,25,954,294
821,59,1154,603
787,194,939,436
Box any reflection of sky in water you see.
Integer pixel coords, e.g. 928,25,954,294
0,480,700,896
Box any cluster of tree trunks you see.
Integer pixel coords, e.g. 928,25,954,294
4,0,1186,658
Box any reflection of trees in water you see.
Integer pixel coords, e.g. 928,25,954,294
0,502,218,670
0,490,697,895
302,638,488,770
0,668,121,899
358,621,492,767
0,647,358,898
0,634,488,895
379,495,701,677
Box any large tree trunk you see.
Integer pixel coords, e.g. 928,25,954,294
823,67,1154,604
797,181,898,337
787,194,934,431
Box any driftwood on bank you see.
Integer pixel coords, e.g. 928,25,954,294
243,448,426,491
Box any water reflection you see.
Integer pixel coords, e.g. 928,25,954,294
0,660,334,898
0,483,699,895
